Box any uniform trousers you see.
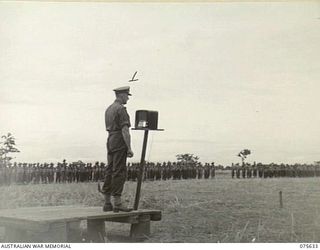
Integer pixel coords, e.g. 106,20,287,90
102,148,127,196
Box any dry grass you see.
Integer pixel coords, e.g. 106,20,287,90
1,172,320,242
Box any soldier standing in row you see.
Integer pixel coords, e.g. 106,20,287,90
252,164,257,178
210,162,215,178
241,166,246,179
236,166,240,178
204,163,210,179
197,164,203,179
155,163,161,180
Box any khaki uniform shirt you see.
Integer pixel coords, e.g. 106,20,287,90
105,99,131,153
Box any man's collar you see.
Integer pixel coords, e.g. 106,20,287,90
115,98,122,104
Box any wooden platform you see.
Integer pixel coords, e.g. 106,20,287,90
0,206,161,242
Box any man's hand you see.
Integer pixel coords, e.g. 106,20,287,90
127,149,134,158
122,125,133,158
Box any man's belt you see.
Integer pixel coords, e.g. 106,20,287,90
108,130,122,135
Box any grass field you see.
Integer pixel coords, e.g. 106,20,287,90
1,171,320,243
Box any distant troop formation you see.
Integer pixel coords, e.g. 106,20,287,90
0,160,105,185
231,164,320,179
0,161,216,185
1,161,319,184
130,162,216,181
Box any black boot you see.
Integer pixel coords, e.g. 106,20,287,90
112,196,133,213
103,203,113,212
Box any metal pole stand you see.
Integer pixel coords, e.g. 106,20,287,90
132,128,164,210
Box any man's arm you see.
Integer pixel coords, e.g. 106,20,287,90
122,125,134,158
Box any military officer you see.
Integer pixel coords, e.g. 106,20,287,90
102,86,134,212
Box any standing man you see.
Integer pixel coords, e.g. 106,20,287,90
102,86,134,212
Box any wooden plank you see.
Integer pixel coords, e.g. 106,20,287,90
0,206,161,237
0,206,161,218
0,218,49,232
105,215,139,224
0,207,162,243
0,206,161,224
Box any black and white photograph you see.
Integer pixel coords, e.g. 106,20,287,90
0,0,320,245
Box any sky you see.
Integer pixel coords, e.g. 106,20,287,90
0,2,320,166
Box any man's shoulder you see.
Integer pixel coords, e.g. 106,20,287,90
108,101,120,108
106,101,124,112
108,100,127,109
